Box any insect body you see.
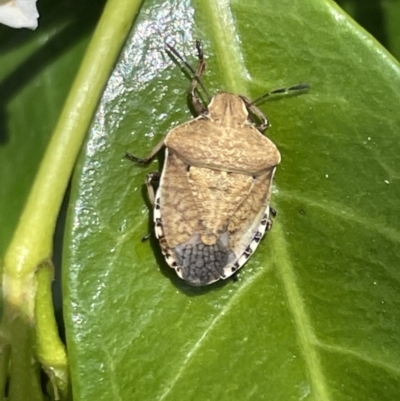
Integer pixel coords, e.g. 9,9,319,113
127,41,308,286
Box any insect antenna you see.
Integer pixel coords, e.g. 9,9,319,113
249,83,310,106
165,40,211,103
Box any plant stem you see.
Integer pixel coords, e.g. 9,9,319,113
1,0,144,398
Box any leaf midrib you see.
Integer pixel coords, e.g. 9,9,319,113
272,223,332,401
156,1,334,400
207,2,332,399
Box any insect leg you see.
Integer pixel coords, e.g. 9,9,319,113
165,40,210,115
231,272,239,282
188,40,208,115
264,206,277,231
139,173,160,242
240,95,269,131
125,137,165,165
145,172,160,206
241,83,310,131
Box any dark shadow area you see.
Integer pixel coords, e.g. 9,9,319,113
52,182,71,344
335,0,388,49
0,0,107,144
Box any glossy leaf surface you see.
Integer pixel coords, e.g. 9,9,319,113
64,1,400,400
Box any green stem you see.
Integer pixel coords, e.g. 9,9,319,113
35,261,69,400
3,0,144,301
2,0,144,398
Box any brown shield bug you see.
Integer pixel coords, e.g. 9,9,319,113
127,41,309,286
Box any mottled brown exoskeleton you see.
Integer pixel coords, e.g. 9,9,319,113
127,41,309,286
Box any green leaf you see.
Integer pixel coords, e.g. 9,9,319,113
63,0,400,399
1,0,400,400
64,1,400,401
336,0,400,61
